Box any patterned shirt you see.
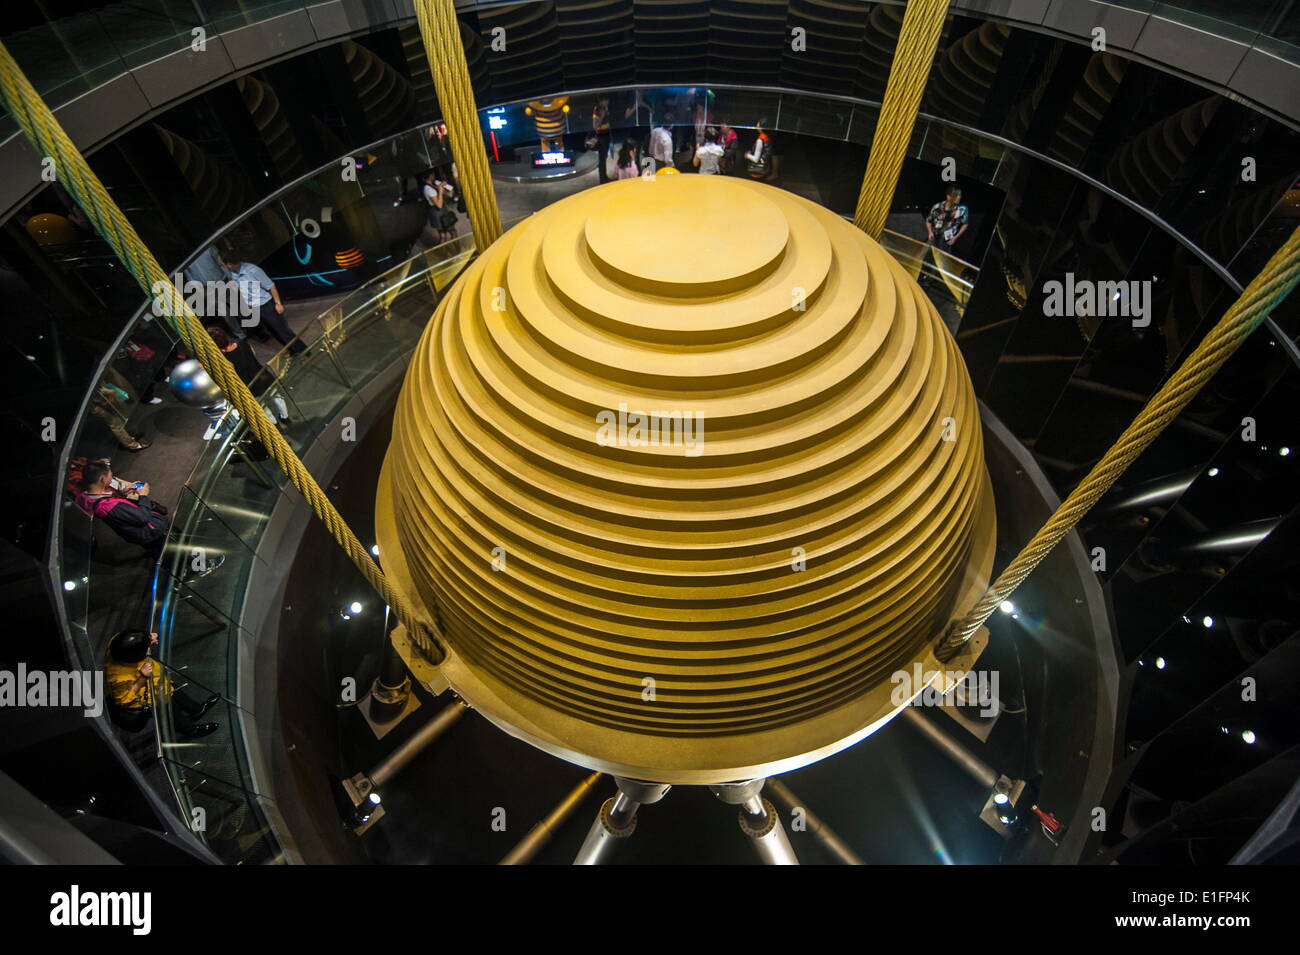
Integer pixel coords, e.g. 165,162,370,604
926,200,969,245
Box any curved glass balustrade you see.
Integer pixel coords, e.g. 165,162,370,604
145,235,475,864
3,0,1298,145
1114,1,1300,59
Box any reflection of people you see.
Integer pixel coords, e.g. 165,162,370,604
692,102,709,150
206,327,289,429
76,460,168,552
650,117,674,171
428,123,453,169
592,96,613,184
105,630,219,739
615,141,639,179
68,456,166,514
90,384,150,451
390,132,426,207
422,171,458,243
745,119,772,180
925,186,969,254
717,121,740,175
693,130,724,175
218,249,305,355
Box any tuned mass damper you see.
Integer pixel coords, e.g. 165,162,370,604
376,175,995,783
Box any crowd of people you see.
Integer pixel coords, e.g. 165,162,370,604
592,92,780,184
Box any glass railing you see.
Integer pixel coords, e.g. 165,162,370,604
4,0,1299,146
1114,1,1300,60
53,115,462,667
146,234,476,863
0,1,302,127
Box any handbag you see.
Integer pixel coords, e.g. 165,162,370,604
124,341,156,363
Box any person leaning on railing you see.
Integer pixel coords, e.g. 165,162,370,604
104,630,219,739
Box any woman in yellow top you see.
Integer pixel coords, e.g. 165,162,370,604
104,630,220,738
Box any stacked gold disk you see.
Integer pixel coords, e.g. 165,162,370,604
376,174,995,782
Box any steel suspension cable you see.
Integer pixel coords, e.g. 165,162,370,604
854,0,951,239
414,0,502,251
937,224,1300,661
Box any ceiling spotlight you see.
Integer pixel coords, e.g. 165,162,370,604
63,580,76,591
1208,467,1220,477
1155,656,1166,669
1280,447,1291,457
371,544,380,556
1202,616,1214,629
1242,730,1257,745
992,792,1009,806
999,600,1015,614
350,601,363,614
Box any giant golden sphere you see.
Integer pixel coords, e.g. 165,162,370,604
376,175,995,783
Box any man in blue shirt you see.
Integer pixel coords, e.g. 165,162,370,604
925,185,969,254
219,249,306,355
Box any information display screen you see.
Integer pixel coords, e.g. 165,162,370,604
532,151,574,167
